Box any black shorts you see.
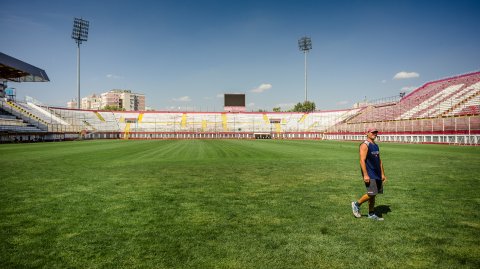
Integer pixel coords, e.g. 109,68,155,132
365,178,383,196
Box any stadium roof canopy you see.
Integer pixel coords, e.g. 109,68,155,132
0,52,50,82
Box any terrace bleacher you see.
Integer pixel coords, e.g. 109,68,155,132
0,113,43,133
96,110,357,137
0,105,45,143
347,71,480,124
1,71,479,144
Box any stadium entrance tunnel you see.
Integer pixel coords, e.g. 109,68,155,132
254,133,272,139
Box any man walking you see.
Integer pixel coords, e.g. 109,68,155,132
352,127,387,221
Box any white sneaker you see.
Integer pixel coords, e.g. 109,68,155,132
351,202,361,218
367,214,384,221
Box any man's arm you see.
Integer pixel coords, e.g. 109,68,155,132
359,143,369,183
380,159,387,182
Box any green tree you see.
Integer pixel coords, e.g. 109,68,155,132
291,101,316,112
273,107,281,112
103,105,125,111
303,101,316,112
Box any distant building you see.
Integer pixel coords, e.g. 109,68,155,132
67,100,77,109
81,94,102,110
68,89,145,111
100,89,145,111
100,91,120,109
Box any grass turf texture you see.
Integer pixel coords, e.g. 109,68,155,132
1,140,479,268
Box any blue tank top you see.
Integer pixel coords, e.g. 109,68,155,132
361,140,382,179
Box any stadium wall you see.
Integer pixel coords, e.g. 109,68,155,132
2,108,478,145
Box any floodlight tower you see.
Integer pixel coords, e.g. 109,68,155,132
298,36,312,102
71,18,89,109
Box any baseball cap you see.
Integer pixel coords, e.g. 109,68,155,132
366,127,378,133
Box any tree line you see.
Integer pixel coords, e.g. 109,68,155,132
272,101,316,112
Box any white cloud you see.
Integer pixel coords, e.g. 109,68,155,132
393,71,419,80
247,102,255,107
172,96,191,102
216,94,224,98
336,100,349,106
106,74,122,79
251,83,272,93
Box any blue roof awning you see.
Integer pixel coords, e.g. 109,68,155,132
0,52,50,82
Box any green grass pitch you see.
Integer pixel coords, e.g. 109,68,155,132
1,139,479,268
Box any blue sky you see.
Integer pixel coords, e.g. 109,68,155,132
1,0,479,111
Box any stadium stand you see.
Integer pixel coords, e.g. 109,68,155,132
106,110,358,139
325,72,480,145
0,52,57,142
0,112,43,133
0,103,46,143
1,100,48,130
347,72,480,124
1,66,479,144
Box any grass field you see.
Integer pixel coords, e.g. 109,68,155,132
1,139,479,268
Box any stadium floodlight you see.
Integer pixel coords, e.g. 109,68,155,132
298,36,312,102
71,18,89,109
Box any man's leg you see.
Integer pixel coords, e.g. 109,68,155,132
367,195,384,220
358,194,370,205
352,194,370,218
368,195,375,215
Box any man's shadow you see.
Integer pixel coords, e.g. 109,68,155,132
374,205,391,217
